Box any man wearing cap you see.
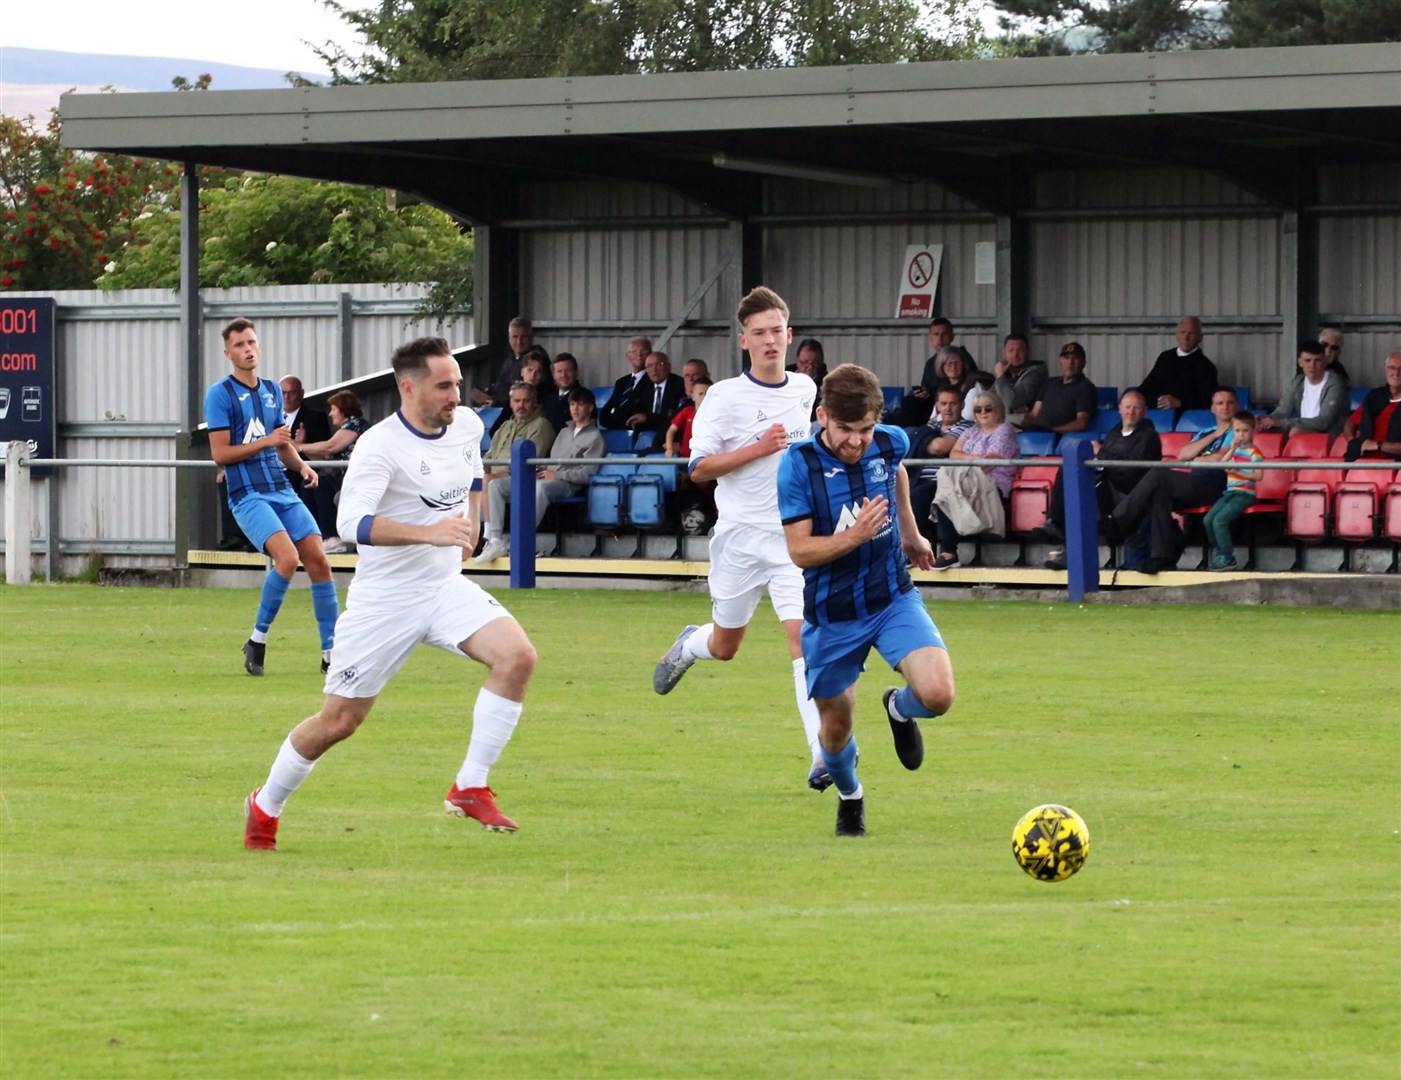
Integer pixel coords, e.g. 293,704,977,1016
1023,342,1096,434
1139,316,1218,414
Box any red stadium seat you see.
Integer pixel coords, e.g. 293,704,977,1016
1009,463,1059,534
1333,469,1393,541
1253,431,1284,458
1283,432,1330,459
1157,431,1193,460
1286,468,1342,541
1383,483,1401,543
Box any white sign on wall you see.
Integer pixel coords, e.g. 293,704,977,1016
895,244,943,319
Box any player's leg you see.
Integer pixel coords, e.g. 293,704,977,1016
874,592,954,771
230,492,296,675
806,625,871,837
244,694,378,851
433,578,535,831
281,497,339,671
768,550,826,787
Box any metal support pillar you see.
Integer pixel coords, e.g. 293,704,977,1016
508,439,537,589
1062,440,1099,602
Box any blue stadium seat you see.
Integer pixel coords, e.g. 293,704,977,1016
1056,432,1097,457
882,386,905,421
1234,385,1252,411
1350,386,1368,409
591,386,614,414
586,456,638,529
632,429,659,453
477,407,502,453
1145,408,1175,432
1175,409,1216,432
1017,431,1058,457
1096,386,1119,409
1091,409,1121,435
602,428,634,454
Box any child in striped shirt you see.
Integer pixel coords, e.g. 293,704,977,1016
1204,412,1264,571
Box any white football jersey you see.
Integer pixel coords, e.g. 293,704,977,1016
689,371,815,530
337,407,484,602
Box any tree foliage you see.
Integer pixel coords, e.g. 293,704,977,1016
989,0,1401,54
317,0,983,83
100,172,473,293
0,112,182,290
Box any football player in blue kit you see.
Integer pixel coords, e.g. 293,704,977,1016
776,363,956,837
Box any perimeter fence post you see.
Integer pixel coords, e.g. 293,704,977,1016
1062,439,1099,602
508,440,537,589
4,441,33,585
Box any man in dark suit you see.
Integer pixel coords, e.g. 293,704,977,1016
280,375,331,521
1138,316,1218,414
600,336,653,429
619,351,687,432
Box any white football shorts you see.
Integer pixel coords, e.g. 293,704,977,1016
323,575,512,699
706,521,805,627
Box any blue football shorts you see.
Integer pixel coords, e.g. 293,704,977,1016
802,587,946,700
230,488,320,552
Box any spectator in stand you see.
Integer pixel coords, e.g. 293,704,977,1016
681,358,711,403
1318,326,1351,384
1024,342,1096,434
620,351,687,433
279,375,331,520
1203,412,1264,572
925,347,986,424
1040,389,1161,569
474,315,535,407
990,333,1046,427
1258,340,1350,439
1138,316,1218,414
296,389,370,552
665,378,711,459
481,381,556,539
474,387,605,564
544,352,580,431
930,391,1018,570
1107,387,1240,574
788,339,829,422
1341,351,1401,461
907,387,972,546
600,337,652,429
490,348,551,437
897,318,980,427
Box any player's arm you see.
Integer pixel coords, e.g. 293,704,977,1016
894,467,934,570
690,422,788,482
275,441,318,488
207,426,292,467
783,497,890,569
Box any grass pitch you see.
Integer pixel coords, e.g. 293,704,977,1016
1,583,1397,1078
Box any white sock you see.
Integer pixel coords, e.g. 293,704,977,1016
250,629,269,644
256,736,317,817
683,623,716,661
456,688,522,790
793,657,822,759
838,784,864,801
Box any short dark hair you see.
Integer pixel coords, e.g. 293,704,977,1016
820,363,883,423
327,390,365,419
391,336,452,380
795,338,825,362
553,352,578,368
567,386,596,409
1298,339,1326,357
1003,333,1028,346
1233,410,1257,426
691,377,713,391
930,317,953,331
737,285,789,327
221,316,256,342
522,345,551,365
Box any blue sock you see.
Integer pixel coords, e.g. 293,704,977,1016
310,580,339,650
894,684,937,720
820,735,860,797
254,569,292,635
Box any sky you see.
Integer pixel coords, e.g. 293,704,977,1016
4,0,369,73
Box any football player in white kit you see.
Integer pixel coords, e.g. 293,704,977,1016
652,286,830,789
243,337,538,850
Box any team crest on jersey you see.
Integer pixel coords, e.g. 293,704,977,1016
420,460,432,475
802,397,812,412
261,390,277,409
756,410,768,421
869,459,888,483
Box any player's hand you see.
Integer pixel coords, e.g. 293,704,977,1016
754,422,790,457
300,465,320,489
266,425,293,448
903,531,934,570
851,495,889,542
427,511,475,549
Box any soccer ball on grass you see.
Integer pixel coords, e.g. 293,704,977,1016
1012,803,1090,882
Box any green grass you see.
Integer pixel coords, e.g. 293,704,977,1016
1,584,1397,1078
